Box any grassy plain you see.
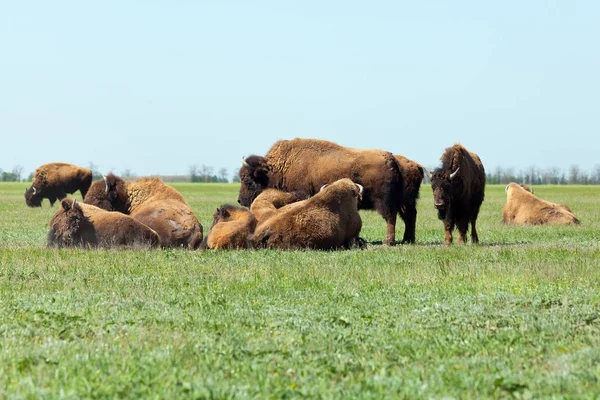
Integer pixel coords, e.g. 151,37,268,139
1,182,599,399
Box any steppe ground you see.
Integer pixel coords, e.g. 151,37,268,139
1,182,599,398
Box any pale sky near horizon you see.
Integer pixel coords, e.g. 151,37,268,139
2,1,599,179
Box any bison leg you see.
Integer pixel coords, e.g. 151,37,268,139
443,220,454,245
384,213,397,246
399,205,417,244
48,196,58,207
456,219,469,244
470,217,479,244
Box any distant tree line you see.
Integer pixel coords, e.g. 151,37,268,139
5,163,599,185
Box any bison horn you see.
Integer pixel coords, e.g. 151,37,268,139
32,186,37,195
241,157,250,168
356,183,364,196
422,167,432,181
103,175,109,193
72,199,77,209
320,184,328,192
449,167,460,180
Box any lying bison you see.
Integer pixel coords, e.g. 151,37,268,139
25,163,92,207
250,189,310,225
429,144,485,244
48,198,160,248
252,178,364,250
201,204,257,250
239,138,403,245
84,174,203,249
502,182,580,225
395,155,424,244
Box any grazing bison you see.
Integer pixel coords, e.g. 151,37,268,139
250,189,310,225
238,138,404,245
252,178,364,250
429,144,485,244
502,183,580,225
47,198,160,248
201,204,257,249
394,155,424,244
84,174,203,249
25,163,92,207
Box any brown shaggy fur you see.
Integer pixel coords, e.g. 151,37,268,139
47,198,160,248
430,144,486,244
502,183,580,225
394,155,424,244
238,138,403,245
84,174,203,248
202,204,257,249
25,163,92,207
250,189,310,225
252,178,363,250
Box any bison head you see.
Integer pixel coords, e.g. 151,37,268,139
84,173,129,213
24,186,43,207
429,167,459,220
211,204,237,227
47,199,92,247
237,155,271,206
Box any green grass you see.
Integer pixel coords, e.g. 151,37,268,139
1,182,599,399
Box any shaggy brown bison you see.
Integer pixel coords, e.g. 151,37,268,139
394,155,424,244
47,198,160,248
252,178,364,250
25,163,92,207
429,144,486,244
250,189,310,225
238,138,403,245
84,174,203,249
201,204,257,249
502,183,580,225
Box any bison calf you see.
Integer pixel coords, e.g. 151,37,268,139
25,163,92,207
429,144,485,244
48,198,160,248
252,178,364,250
201,204,257,250
502,182,580,225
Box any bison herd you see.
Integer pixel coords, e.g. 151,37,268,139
25,139,581,250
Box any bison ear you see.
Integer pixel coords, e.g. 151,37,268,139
61,199,71,210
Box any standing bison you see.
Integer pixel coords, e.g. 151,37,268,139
25,163,92,207
84,174,203,249
429,144,485,244
502,182,580,225
238,138,404,245
252,178,364,250
394,155,424,244
47,198,160,248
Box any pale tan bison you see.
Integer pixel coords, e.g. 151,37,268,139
428,144,486,244
47,198,160,248
25,163,92,207
201,204,257,250
394,155,424,244
238,138,404,245
84,174,203,249
250,189,309,225
252,178,364,250
502,182,580,225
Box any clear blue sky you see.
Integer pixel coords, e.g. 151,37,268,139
2,1,599,179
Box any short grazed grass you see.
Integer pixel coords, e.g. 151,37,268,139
1,182,599,398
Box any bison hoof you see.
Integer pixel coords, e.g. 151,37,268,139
383,238,396,246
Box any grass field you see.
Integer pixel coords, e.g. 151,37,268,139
1,182,599,399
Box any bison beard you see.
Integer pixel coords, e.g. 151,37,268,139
251,178,364,250
429,144,486,245
238,138,403,245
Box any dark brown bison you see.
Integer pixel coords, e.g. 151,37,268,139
428,144,485,244
47,198,160,248
252,178,364,250
238,138,403,245
201,204,257,249
84,174,203,249
394,155,424,244
502,183,580,225
25,163,92,207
